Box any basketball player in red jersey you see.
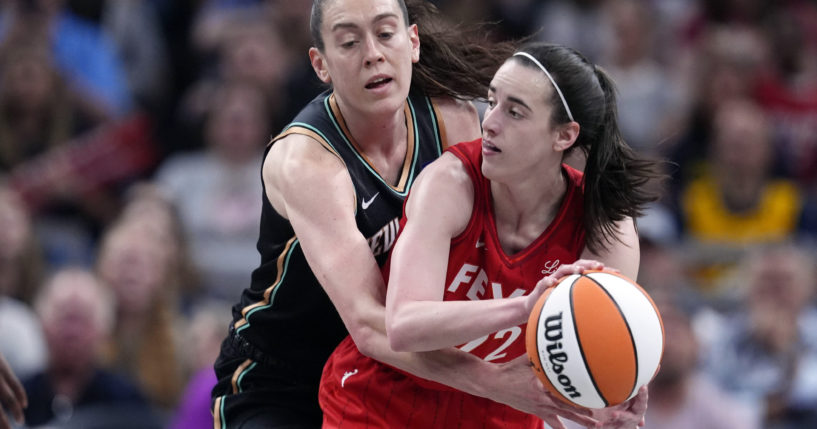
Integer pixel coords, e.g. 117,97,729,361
319,42,662,428
212,0,605,427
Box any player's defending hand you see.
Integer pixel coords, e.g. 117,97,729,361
490,355,600,429
0,352,26,429
592,386,648,428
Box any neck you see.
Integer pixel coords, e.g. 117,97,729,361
491,161,567,252
334,95,407,154
718,173,764,213
117,308,148,334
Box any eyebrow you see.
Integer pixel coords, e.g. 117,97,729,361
331,12,400,32
488,85,533,111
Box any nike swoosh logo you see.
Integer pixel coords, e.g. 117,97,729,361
476,240,485,248
361,192,380,210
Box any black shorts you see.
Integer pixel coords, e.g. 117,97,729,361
211,328,323,429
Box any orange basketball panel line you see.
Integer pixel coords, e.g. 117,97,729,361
597,270,666,382
526,289,552,388
571,277,636,405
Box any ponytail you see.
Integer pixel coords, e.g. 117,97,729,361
582,66,662,253
513,42,663,254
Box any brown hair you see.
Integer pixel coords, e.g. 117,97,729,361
309,0,515,100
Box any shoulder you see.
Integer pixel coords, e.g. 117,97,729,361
263,133,354,217
431,96,481,147
418,151,473,188
406,152,474,230
265,133,346,184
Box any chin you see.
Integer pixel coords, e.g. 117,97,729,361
366,94,406,116
480,161,500,181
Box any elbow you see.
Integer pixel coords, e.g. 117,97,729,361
347,320,379,359
385,317,415,353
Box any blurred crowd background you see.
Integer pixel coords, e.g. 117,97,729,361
0,0,815,428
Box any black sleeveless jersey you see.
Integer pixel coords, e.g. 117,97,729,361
229,90,447,386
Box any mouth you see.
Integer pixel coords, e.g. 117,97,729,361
365,76,393,90
482,140,501,153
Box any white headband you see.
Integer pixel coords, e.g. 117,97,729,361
513,52,574,122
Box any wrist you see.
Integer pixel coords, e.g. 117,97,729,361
464,357,498,399
517,295,534,324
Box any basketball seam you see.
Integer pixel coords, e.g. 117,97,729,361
570,277,608,407
586,274,639,401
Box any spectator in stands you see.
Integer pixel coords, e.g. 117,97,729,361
169,299,231,429
0,0,133,116
679,99,809,297
701,244,817,427
96,217,187,415
156,81,266,301
600,0,684,157
22,268,159,428
645,294,760,429
0,185,46,381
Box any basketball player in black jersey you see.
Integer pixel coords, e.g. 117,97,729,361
211,1,646,428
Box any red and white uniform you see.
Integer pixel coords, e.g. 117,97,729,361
319,139,586,428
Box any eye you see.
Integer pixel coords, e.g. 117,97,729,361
378,32,394,40
486,98,496,109
340,40,358,49
508,108,523,119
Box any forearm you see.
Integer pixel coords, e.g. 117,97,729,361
387,297,529,352
359,318,495,398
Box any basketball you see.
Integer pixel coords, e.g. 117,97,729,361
525,270,664,409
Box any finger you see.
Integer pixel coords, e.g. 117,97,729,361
541,391,590,416
573,259,603,270
0,381,24,426
542,415,566,429
0,408,11,429
629,386,649,416
557,410,599,428
0,355,26,408
534,276,558,291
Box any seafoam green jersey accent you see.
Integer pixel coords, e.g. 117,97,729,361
235,362,257,393
234,237,299,333
323,96,421,197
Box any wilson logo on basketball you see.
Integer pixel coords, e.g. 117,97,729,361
543,312,581,399
526,270,665,409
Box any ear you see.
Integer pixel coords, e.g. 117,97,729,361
553,121,580,153
309,47,331,84
408,24,420,64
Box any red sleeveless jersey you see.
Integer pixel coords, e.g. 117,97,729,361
319,139,586,428
442,139,585,362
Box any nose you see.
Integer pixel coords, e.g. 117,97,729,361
363,36,385,66
481,103,499,136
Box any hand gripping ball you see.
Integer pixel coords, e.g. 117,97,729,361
525,270,664,409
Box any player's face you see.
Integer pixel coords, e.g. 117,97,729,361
310,0,419,118
480,60,570,182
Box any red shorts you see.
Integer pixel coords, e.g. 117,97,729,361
319,336,542,429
